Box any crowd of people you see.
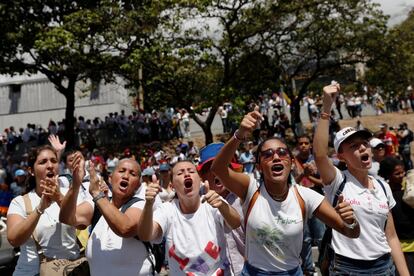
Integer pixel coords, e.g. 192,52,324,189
0,82,413,276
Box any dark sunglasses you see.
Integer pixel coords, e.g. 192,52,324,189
260,147,290,160
374,145,385,150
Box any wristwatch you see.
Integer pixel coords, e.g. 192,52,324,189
343,215,358,229
92,191,106,203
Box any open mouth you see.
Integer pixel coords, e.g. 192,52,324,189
119,180,129,191
46,171,55,179
184,178,193,189
271,164,284,172
361,154,370,162
183,178,193,193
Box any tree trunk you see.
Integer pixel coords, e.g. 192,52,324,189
290,97,303,139
191,105,218,146
202,125,214,145
63,79,77,148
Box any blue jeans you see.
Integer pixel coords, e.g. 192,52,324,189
301,216,325,272
241,262,303,276
330,253,395,275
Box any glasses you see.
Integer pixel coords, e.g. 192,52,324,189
374,145,385,150
260,147,290,160
299,142,310,145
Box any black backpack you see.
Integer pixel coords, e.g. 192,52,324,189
91,196,164,275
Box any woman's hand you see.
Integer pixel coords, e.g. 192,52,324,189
145,175,161,205
39,176,61,210
201,181,225,209
88,162,102,198
237,106,264,140
48,134,66,160
72,153,85,188
322,82,341,112
335,194,356,225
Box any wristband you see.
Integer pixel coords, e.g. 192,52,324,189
35,206,44,215
233,130,246,142
92,191,106,203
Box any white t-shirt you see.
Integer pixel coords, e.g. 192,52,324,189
85,191,161,276
7,188,85,276
242,176,324,272
154,199,230,276
324,167,396,260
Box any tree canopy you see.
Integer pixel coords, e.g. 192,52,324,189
122,0,388,144
365,9,414,94
0,0,390,145
0,0,164,146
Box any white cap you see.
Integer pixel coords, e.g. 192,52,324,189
369,138,384,148
334,127,372,152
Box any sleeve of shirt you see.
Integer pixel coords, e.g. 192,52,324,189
297,185,324,219
7,196,26,218
153,202,171,238
323,167,344,204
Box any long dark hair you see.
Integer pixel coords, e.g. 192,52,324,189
24,145,57,194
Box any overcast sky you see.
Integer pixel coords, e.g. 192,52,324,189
375,0,413,25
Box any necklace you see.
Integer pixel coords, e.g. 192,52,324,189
268,186,289,201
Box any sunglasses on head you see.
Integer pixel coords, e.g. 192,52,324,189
260,147,290,160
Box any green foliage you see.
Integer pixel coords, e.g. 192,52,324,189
365,9,414,94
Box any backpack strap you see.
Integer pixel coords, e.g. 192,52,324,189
376,178,388,202
375,178,389,230
244,189,260,229
332,175,347,207
293,185,305,223
23,194,46,262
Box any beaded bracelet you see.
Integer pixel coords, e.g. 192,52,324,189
233,130,246,142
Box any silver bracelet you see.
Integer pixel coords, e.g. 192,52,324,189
92,191,106,203
343,215,358,229
35,206,44,215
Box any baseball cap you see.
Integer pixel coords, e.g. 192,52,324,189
142,167,155,177
369,138,385,149
15,169,26,177
159,163,171,172
197,142,242,172
334,127,372,152
379,123,387,129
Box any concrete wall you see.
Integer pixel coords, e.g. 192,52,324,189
0,74,134,130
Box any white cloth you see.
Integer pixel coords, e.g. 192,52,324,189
242,176,324,272
224,193,245,276
7,188,85,276
154,199,231,276
324,167,396,260
86,188,161,276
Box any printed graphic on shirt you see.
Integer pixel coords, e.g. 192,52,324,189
255,224,284,256
168,241,228,275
